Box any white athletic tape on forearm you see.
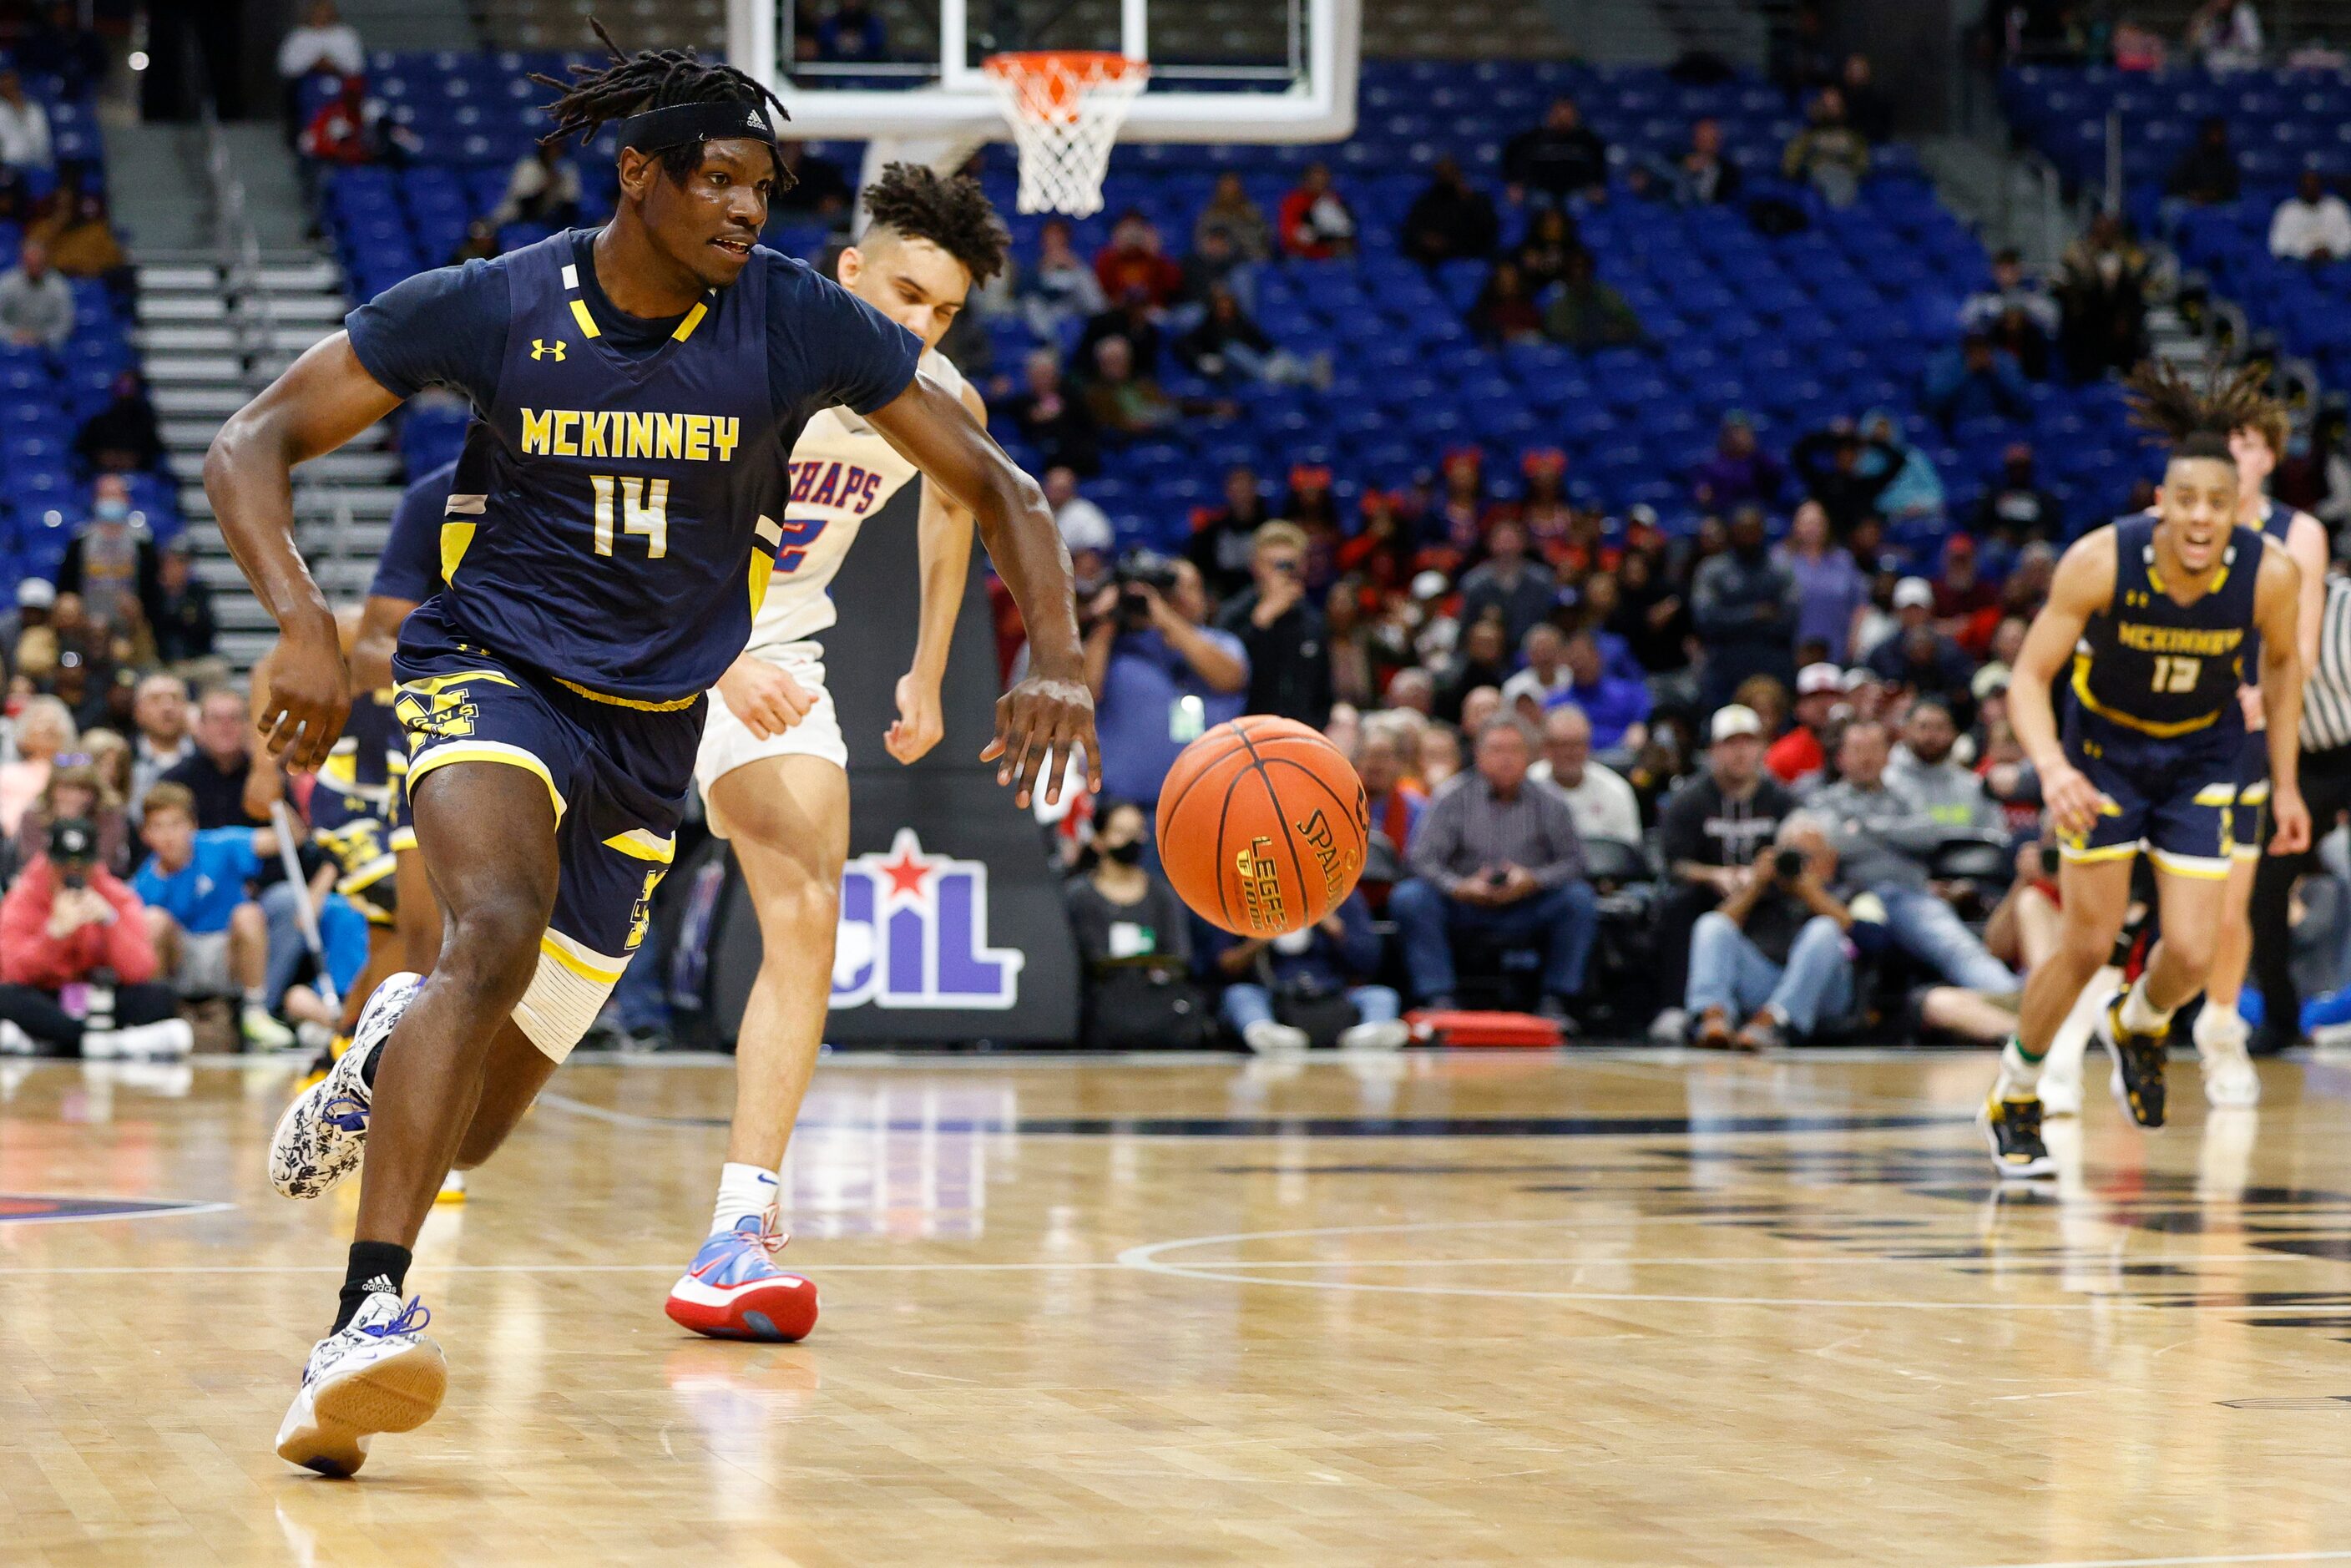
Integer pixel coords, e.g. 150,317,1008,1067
511,946,618,1063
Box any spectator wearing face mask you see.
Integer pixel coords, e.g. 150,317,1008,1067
55,476,162,638
1066,799,1210,1050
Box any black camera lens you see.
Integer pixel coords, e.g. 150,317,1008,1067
1774,847,1807,880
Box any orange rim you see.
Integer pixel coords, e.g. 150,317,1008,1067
983,50,1145,118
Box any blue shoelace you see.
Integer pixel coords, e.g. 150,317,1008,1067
361,1296,431,1338
322,1094,368,1133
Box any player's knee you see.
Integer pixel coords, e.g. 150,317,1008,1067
230,901,265,939
2163,924,2219,977
761,875,840,938
2057,920,2118,969
443,896,547,994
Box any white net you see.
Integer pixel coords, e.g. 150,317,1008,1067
983,52,1149,218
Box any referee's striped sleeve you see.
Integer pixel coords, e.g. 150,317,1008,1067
2303,576,2351,751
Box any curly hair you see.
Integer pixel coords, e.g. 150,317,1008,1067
859,162,1011,285
2124,359,2276,463
532,18,795,189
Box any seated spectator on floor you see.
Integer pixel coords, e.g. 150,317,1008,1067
1390,715,1599,1024
1532,704,1641,850
1203,888,1406,1053
1675,116,1742,206
0,817,190,1059
1924,331,2030,430
1553,629,1650,752
1976,441,2062,542
1866,578,1975,706
1503,623,1572,717
57,476,162,638
1459,519,1559,651
1806,721,2015,999
1018,219,1107,337
1694,505,1800,711
1196,171,1272,261
128,671,190,817
1094,210,1183,310
74,371,165,475
129,783,296,1049
1961,248,2060,340
2271,169,2351,262
1468,260,1545,347
1403,156,1500,267
1782,87,1869,208
1085,557,1247,807
488,141,582,229
151,542,217,669
1652,704,1799,1035
1010,350,1100,477
1691,412,1785,513
1767,662,1844,785
0,68,53,170
1886,699,2004,830
1686,813,1869,1050
1278,163,1356,259
11,759,130,881
1503,96,1608,207
773,142,852,219
815,0,888,62
2166,115,2240,210
1175,286,1323,388
1216,523,1332,729
1066,799,1208,1050
0,694,75,837
160,687,260,828
1542,252,1644,349
0,238,73,349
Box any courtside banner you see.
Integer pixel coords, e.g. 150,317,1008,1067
706,487,1082,1044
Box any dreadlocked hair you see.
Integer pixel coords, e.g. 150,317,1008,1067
531,18,795,189
860,162,1012,285
2124,358,2273,464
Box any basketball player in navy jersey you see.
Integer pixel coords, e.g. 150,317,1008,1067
1981,365,2308,1179
205,29,1095,1474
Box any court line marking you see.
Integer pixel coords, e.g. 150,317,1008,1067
0,1199,235,1225
1971,1553,2351,1567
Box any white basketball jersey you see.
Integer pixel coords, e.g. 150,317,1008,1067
747,346,967,651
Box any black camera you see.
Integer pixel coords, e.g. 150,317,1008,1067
2040,843,2061,877
1772,847,1808,882
48,817,96,891
1114,549,1180,632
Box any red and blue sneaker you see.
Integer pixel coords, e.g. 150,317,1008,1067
664,1215,819,1342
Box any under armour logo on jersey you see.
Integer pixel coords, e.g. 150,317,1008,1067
532,338,567,362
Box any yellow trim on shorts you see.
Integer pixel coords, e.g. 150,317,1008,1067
601,828,676,863
2192,782,2238,806
389,826,418,852
2239,779,2272,804
2059,841,2141,864
406,741,566,822
2230,843,2264,862
539,928,628,984
553,677,701,711
2149,847,2233,880
336,855,397,896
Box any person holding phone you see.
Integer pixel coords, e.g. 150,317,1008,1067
1685,813,1873,1051
1216,521,1332,729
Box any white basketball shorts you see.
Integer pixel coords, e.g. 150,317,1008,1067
693,640,847,835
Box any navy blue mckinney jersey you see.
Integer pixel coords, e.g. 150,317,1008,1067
346,230,920,703
2074,513,2266,737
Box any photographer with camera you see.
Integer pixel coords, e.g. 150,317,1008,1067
1215,521,1332,729
1686,812,1879,1050
1084,549,1248,808
0,816,191,1057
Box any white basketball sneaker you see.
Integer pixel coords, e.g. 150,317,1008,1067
270,972,422,1199
2201,1038,2261,1108
275,1291,446,1476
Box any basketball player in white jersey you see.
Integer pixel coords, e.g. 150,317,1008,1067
2036,389,2323,1117
663,164,1009,1340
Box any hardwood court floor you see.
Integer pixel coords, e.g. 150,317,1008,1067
9,1048,2351,1566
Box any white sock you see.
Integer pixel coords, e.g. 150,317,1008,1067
2119,975,2175,1035
242,988,267,1010
2195,1000,2250,1055
711,1162,780,1237
1996,1036,2043,1097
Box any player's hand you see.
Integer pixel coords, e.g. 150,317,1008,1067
2270,784,2313,856
885,672,944,765
259,615,351,772
2040,760,2108,841
2238,684,2265,730
982,671,1099,809
243,751,284,821
718,656,813,741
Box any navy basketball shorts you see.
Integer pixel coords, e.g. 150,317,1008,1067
2231,728,2270,864
309,780,398,928
2059,716,2240,882
392,612,703,1063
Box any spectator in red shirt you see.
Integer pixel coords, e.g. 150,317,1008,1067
1933,534,2002,655
297,74,398,165
1279,162,1358,259
1767,662,1844,784
1092,210,1183,309
0,817,191,1057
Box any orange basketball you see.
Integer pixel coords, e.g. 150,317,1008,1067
1155,716,1369,937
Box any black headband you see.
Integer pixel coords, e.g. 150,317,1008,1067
614,100,779,157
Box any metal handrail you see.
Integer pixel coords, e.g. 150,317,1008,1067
181,18,277,381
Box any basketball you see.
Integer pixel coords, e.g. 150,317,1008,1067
1155,716,1369,937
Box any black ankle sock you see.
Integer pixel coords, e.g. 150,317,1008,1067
333,1240,413,1333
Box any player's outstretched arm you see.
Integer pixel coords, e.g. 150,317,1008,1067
2010,528,2116,840
204,332,403,771
2255,543,2313,853
867,372,1097,807
887,381,986,766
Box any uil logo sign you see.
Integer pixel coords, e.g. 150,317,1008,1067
832,828,1023,1009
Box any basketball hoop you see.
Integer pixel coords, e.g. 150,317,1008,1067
983,50,1148,218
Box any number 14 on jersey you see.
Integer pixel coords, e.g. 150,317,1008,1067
589,473,669,559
